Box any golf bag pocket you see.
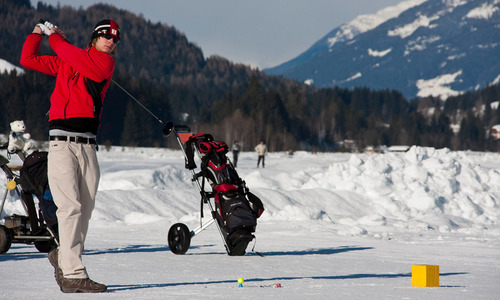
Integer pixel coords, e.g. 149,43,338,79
215,184,257,233
247,192,265,218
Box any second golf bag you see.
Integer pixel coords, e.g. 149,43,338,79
19,151,58,229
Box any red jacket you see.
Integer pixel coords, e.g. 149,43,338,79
21,33,115,132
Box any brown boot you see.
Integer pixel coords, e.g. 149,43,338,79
60,277,107,293
48,248,63,286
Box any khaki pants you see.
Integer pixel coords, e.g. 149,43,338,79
48,141,99,279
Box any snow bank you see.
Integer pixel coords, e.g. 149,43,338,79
299,147,499,236
1,146,499,241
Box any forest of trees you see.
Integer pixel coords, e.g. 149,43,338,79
1,0,499,152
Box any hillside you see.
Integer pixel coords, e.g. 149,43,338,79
1,0,500,152
0,0,303,148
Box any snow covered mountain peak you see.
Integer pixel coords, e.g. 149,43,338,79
465,0,500,19
328,0,428,48
266,0,500,100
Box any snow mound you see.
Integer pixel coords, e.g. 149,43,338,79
1,146,498,240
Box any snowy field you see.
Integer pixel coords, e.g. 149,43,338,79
1,145,499,299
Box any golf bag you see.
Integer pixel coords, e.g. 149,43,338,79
19,151,58,229
184,133,264,255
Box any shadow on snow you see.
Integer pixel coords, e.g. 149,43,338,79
257,246,374,256
0,244,371,261
107,272,468,292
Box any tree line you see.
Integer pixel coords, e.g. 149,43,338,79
1,0,499,152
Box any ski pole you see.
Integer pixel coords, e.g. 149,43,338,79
111,79,174,136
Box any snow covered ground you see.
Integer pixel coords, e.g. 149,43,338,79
1,145,499,299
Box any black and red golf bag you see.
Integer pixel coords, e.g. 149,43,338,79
184,133,264,255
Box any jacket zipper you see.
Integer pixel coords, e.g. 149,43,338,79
64,71,79,119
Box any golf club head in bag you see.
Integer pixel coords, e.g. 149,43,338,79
162,122,174,136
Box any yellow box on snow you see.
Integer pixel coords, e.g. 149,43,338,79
412,265,439,287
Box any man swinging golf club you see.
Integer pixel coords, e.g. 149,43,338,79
21,18,121,293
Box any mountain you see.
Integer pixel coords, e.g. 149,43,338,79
265,0,500,100
1,0,499,152
265,0,426,77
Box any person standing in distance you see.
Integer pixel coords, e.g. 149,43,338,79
255,140,267,168
21,19,121,293
232,141,240,167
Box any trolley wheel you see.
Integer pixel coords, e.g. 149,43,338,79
168,223,191,255
34,239,57,253
0,225,12,254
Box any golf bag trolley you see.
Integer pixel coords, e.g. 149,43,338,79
0,147,58,254
99,79,264,256
167,125,264,256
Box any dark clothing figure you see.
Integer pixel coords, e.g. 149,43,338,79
232,141,240,167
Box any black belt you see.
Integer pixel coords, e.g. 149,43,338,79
49,135,96,144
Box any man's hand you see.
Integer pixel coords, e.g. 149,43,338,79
35,20,66,39
44,21,56,31
35,22,51,35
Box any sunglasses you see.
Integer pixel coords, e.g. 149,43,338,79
102,34,120,44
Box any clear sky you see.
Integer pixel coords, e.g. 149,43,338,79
32,0,403,69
